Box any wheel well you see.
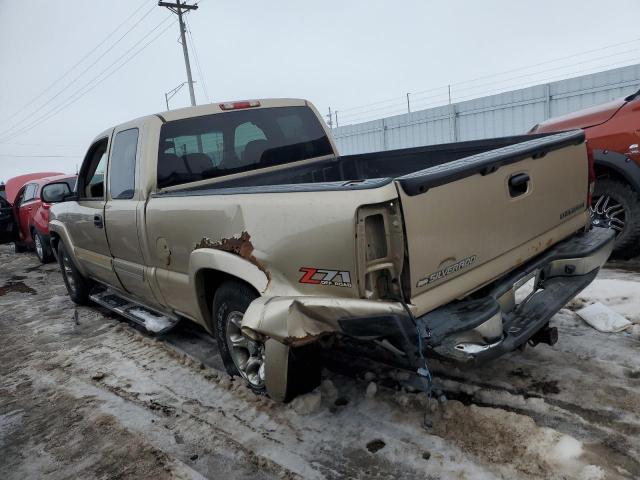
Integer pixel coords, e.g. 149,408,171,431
195,269,260,328
594,163,632,187
50,232,60,252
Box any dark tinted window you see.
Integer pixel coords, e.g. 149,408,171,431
158,106,332,189
79,139,108,199
110,129,138,199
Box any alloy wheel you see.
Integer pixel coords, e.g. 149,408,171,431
225,310,265,388
34,234,43,260
591,194,625,234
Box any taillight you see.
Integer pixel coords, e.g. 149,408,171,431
42,203,51,210
586,141,596,207
219,100,260,110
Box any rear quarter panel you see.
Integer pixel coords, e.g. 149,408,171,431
144,184,399,321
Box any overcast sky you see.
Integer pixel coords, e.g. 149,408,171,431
1,0,639,182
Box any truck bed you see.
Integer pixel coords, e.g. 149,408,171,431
155,132,583,196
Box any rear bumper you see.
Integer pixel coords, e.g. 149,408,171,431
338,227,614,365
418,227,614,364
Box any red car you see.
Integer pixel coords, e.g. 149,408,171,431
11,174,77,263
531,89,640,258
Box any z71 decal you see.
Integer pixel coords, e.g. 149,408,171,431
299,267,352,288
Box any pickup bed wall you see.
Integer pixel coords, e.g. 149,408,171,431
156,134,554,196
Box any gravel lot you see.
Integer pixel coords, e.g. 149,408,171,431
1,244,639,479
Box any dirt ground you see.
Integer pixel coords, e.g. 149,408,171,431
1,244,639,480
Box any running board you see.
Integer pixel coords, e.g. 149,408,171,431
89,289,180,334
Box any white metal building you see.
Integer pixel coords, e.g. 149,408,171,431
332,64,640,155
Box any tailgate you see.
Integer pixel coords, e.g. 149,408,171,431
395,130,589,314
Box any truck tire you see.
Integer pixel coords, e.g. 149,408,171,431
212,280,321,401
58,241,91,305
33,229,54,263
592,179,640,259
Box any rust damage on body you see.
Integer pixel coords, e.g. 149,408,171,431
194,231,271,281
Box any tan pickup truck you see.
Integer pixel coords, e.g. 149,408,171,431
45,98,614,401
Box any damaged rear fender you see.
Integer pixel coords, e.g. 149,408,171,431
189,248,270,324
241,296,408,346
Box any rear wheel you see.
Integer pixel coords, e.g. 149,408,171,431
58,241,91,304
591,179,640,259
212,280,321,401
33,230,54,263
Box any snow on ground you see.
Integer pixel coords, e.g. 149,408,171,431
1,244,639,479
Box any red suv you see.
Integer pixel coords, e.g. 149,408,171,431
531,89,640,258
12,174,77,263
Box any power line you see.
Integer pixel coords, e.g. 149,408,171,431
0,18,175,142
340,57,640,125
449,48,639,97
336,36,640,118
451,56,640,104
450,36,640,88
0,5,160,139
340,54,640,124
0,0,153,130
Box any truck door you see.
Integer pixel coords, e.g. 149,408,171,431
65,137,121,286
0,196,17,244
104,125,162,308
16,183,38,244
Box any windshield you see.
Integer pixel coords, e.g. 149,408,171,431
157,106,333,189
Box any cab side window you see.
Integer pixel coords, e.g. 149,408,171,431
109,128,138,200
79,139,109,200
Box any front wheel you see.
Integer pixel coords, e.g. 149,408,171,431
34,230,54,263
591,179,640,259
58,241,92,304
212,280,321,401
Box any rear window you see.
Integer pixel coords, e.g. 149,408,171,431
157,106,332,189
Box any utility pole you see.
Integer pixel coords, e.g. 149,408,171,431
158,0,198,107
327,107,333,128
335,111,339,128
406,93,411,113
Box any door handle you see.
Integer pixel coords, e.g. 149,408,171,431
93,214,103,229
509,173,530,197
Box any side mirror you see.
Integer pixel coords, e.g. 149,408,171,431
41,182,72,203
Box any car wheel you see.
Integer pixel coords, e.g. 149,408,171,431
592,178,640,259
58,241,91,304
33,230,54,263
212,280,321,401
